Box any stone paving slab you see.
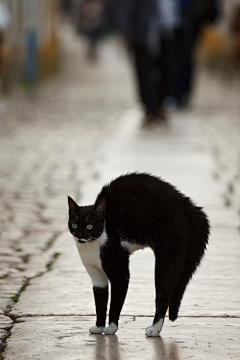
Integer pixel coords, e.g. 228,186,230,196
0,25,134,329
11,224,240,319
0,316,13,332
85,109,229,210
4,316,240,360
1,23,240,359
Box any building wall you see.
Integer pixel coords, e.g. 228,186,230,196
218,0,240,33
1,0,60,92
196,0,240,68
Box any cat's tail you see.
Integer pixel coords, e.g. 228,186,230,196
168,202,210,321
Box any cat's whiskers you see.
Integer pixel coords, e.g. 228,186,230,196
60,235,73,246
87,238,98,257
68,239,75,252
61,235,76,252
86,240,92,259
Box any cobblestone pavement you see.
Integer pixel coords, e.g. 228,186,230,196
0,25,134,349
192,67,240,209
0,24,240,357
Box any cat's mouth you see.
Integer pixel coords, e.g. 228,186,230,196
78,240,87,244
73,236,87,244
73,236,95,244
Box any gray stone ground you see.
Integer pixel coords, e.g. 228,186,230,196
0,26,134,348
0,24,240,358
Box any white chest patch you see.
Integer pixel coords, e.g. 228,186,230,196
75,229,108,288
76,229,107,268
120,240,147,255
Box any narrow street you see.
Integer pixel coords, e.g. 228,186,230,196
0,24,240,359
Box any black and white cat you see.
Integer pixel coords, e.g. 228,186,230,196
68,172,209,337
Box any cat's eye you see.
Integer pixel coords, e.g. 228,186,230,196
72,223,78,229
86,224,93,231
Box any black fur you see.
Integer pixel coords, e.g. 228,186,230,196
93,286,108,327
68,172,210,334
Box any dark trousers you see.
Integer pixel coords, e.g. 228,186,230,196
168,25,200,104
131,24,200,114
131,38,176,116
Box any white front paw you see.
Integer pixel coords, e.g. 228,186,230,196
103,323,118,335
89,325,104,334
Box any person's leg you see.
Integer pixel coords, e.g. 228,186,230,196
132,44,160,118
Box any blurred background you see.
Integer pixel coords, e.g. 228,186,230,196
0,0,240,279
0,0,239,93
0,2,240,352
0,0,59,92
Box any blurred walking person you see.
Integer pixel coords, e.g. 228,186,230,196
165,0,220,109
77,0,104,61
61,0,73,18
108,0,183,126
108,0,219,126
231,3,240,63
0,0,10,114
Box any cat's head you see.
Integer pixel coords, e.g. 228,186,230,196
68,196,106,244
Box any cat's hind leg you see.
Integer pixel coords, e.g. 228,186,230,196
146,253,183,337
146,318,165,337
169,218,209,321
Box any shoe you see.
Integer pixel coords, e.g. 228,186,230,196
142,113,154,128
157,107,169,122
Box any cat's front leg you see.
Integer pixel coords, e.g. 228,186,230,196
103,323,118,335
86,265,109,334
89,285,109,334
145,253,181,337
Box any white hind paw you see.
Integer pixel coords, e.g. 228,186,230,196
145,318,164,337
89,325,104,334
103,323,118,335
145,326,160,337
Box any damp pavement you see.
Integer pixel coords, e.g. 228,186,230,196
0,24,240,359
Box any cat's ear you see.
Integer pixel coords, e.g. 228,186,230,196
94,198,106,221
68,196,79,214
